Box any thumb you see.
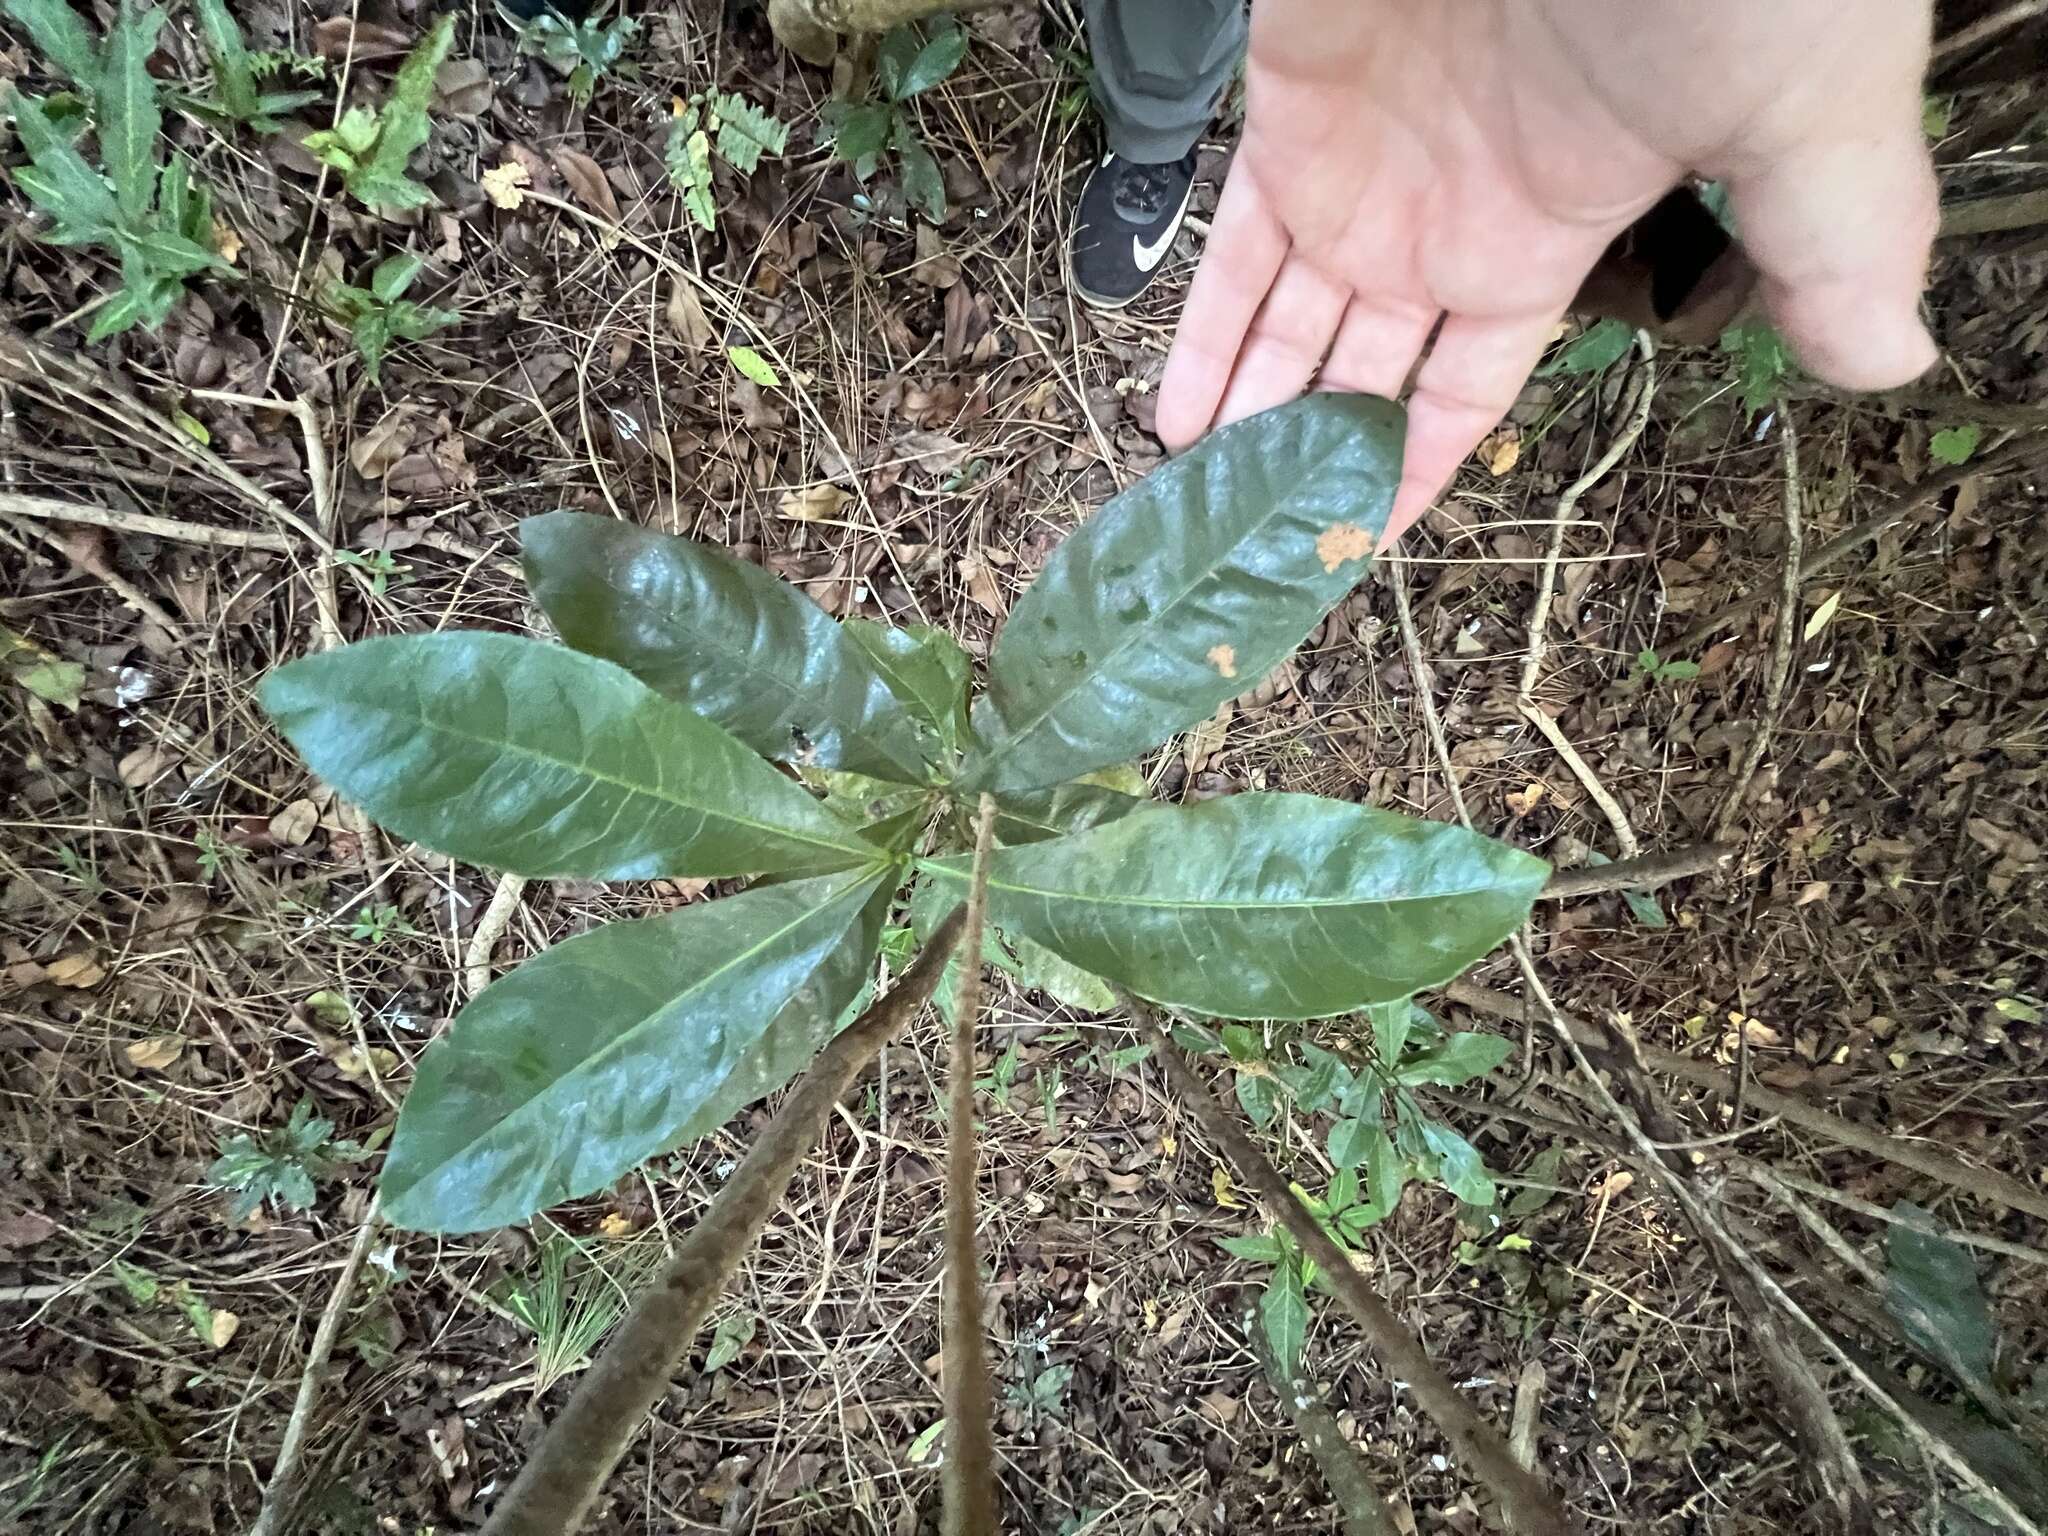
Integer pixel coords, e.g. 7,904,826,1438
1725,129,1940,390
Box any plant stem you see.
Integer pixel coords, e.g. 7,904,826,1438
1537,843,1735,900
480,907,968,1536
1119,989,1570,1536
1251,1330,1398,1536
941,796,1000,1536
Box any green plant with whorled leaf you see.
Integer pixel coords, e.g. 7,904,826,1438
303,14,452,212
321,250,458,383
2,0,235,338
664,89,790,231
513,5,636,108
260,392,1549,1240
1211,999,1511,1370
820,14,966,224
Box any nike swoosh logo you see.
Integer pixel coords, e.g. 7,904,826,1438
1131,180,1195,274
1132,223,1176,273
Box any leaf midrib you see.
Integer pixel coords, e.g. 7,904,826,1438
357,696,876,864
389,873,873,1206
921,865,1533,911
968,424,1362,784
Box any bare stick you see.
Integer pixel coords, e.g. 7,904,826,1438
463,873,529,999
1934,0,2048,56
1122,990,1569,1536
1443,977,2048,1224
942,798,1000,1536
1716,405,1803,841
1737,1163,2048,1269
1539,844,1734,900
0,492,295,551
1520,704,1640,858
480,909,968,1536
248,1195,384,1536
1518,337,1654,703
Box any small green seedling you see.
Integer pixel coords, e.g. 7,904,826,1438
1536,316,1634,378
497,1225,661,1393
2,0,235,339
664,89,790,231
347,902,415,945
1929,424,1980,467
304,15,453,211
185,0,324,131
514,5,635,107
333,547,411,595
207,1099,365,1221
1214,1000,1509,1369
322,251,456,384
1719,318,1794,421
1635,647,1701,685
821,15,967,223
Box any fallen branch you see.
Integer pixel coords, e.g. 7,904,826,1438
1538,843,1735,900
0,491,295,551
1442,978,2048,1225
248,1196,384,1536
941,798,999,1536
480,907,970,1536
1520,703,1641,859
1120,989,1569,1536
1933,0,2048,57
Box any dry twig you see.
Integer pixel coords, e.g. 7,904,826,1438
462,873,529,1000
1715,404,1803,840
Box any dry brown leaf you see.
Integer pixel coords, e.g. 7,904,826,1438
1504,781,1549,817
1182,702,1233,774
553,146,619,221
958,555,1004,617
1794,880,1830,906
211,218,243,265
1478,427,1522,476
269,798,319,847
0,1206,59,1253
46,952,107,988
311,16,412,60
481,160,531,210
351,405,418,479
117,742,176,787
435,57,493,118
204,1309,240,1349
778,483,851,523
664,280,712,349
125,1035,185,1071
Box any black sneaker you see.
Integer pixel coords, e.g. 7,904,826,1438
1071,150,1197,310
495,0,589,27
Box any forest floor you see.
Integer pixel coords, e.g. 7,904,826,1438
3,3,2047,1534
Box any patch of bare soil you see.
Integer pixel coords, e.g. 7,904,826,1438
3,2,2046,1533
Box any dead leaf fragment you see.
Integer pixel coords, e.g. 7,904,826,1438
205,1308,240,1349
1315,522,1372,573
958,555,1004,617
1478,426,1522,475
481,160,531,210
1794,880,1830,907
553,146,619,221
664,280,712,349
350,405,419,479
1504,781,1548,817
778,483,851,523
1211,1165,1243,1209
269,798,319,847
46,952,107,988
1206,643,1238,679
125,1035,185,1071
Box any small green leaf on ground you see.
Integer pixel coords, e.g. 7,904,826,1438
727,345,779,388
1929,425,1980,466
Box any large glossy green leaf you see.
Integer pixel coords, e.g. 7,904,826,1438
988,782,1146,846
842,617,970,755
523,512,941,785
922,793,1547,1019
957,395,1403,792
1886,1203,2000,1407
381,871,886,1231
261,632,878,879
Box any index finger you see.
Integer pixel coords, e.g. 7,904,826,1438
1156,164,1289,454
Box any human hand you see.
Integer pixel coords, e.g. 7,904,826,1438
1156,0,1940,543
